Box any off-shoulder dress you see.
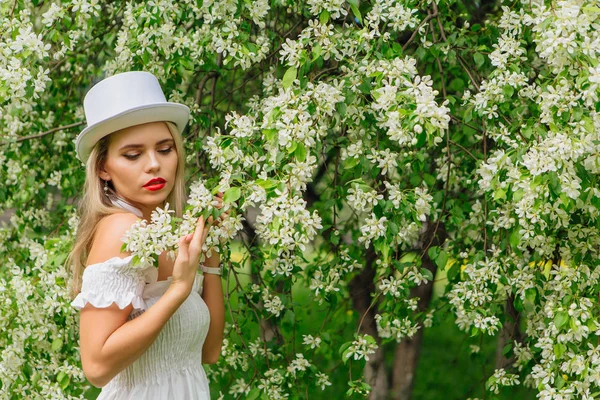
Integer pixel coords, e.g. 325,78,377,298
71,198,211,399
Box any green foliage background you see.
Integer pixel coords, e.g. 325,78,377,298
1,0,599,399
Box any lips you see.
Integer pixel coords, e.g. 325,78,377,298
143,178,166,187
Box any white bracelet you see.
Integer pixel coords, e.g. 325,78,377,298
199,264,223,276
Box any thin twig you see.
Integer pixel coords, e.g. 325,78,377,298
402,7,438,51
457,56,480,92
449,139,478,161
0,122,85,146
450,115,484,133
195,72,218,106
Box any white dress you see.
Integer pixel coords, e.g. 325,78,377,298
70,198,211,399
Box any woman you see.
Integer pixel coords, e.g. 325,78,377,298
66,71,225,399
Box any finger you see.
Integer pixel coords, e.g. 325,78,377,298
193,216,205,243
190,217,207,259
214,197,223,209
178,235,190,259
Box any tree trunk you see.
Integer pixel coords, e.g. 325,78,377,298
391,222,447,400
390,252,436,400
349,247,389,400
495,295,522,369
242,216,283,345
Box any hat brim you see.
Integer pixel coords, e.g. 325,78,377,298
76,102,190,163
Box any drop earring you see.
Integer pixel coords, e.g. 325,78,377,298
103,180,109,193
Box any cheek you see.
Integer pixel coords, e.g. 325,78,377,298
168,153,179,174
109,160,138,185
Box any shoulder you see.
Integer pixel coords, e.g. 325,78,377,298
87,213,142,266
97,212,141,233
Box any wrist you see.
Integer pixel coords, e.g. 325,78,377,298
166,282,192,302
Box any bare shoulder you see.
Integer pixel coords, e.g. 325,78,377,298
87,212,141,266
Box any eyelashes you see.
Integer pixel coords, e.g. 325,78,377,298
123,147,173,160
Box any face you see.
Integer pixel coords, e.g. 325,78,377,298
99,121,178,219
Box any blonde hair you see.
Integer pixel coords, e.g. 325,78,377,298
66,121,186,300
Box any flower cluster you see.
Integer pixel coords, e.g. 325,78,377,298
343,334,378,362
121,179,240,268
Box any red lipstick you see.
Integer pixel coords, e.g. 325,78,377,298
143,177,166,191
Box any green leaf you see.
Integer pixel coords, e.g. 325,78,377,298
493,188,506,201
364,334,376,345
350,3,362,24
51,338,63,352
295,143,307,162
509,230,520,249
434,250,448,270
287,141,298,154
502,343,512,356
554,343,566,358
423,173,435,187
60,374,71,390
400,252,418,264
330,233,340,245
180,57,194,70
339,341,352,356
554,311,569,329
246,388,261,400
312,44,322,61
319,10,330,24
463,105,474,123
282,67,297,89
223,187,241,203
256,179,278,189
427,246,439,262
336,101,347,117
447,262,460,281
420,268,434,281
474,52,485,68
282,309,295,326
142,50,151,65
340,341,353,363
262,128,277,142
343,157,361,169
525,288,537,304
583,5,600,12
513,296,524,313
556,373,565,389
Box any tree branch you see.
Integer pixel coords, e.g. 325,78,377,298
0,122,85,147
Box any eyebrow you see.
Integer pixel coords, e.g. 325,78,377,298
119,138,175,151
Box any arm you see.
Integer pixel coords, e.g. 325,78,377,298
79,213,192,387
200,251,225,364
81,285,189,387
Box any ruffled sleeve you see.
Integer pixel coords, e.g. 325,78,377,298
71,255,155,312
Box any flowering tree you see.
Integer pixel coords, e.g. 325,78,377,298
1,0,599,399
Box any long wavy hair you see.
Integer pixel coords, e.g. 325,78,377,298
66,121,186,300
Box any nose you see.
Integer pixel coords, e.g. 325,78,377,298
145,151,161,173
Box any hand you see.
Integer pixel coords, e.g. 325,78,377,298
171,216,210,294
211,191,230,227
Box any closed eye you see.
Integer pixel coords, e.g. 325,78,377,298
123,147,173,160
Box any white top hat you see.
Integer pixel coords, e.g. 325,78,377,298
76,71,190,163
